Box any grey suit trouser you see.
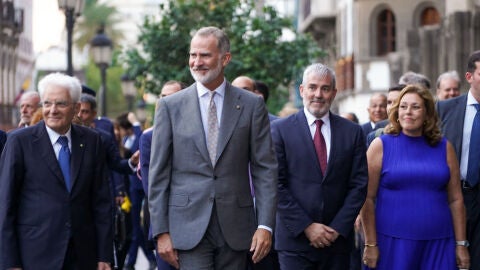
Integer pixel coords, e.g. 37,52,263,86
177,204,248,270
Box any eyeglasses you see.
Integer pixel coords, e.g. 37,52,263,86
42,101,72,109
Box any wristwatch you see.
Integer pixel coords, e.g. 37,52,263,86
456,240,470,247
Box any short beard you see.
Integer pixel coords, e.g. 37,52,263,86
190,59,223,85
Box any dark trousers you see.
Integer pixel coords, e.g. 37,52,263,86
62,239,78,270
177,206,247,270
278,249,350,270
125,187,155,266
464,188,480,270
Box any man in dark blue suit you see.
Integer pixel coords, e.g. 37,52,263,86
117,112,156,269
360,93,387,137
437,50,480,270
271,63,368,269
0,73,112,269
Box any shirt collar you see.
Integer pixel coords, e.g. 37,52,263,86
46,125,72,146
197,79,226,98
303,107,330,127
467,90,479,106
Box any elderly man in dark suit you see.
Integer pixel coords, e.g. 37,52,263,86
437,50,480,270
271,63,368,269
148,26,278,270
0,72,112,270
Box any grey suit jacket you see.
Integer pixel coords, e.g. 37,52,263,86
148,82,278,251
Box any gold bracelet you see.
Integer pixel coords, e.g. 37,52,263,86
364,243,377,247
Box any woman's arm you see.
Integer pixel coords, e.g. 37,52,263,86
445,141,470,269
360,137,383,268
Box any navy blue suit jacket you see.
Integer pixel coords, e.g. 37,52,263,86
0,130,5,153
139,127,153,194
436,95,467,165
0,122,112,269
125,125,143,191
95,128,132,196
94,117,114,136
271,110,368,256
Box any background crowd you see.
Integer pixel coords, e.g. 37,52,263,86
0,26,478,270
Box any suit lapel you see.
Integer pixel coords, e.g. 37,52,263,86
183,86,211,163
216,83,242,164
35,122,68,189
295,110,324,178
70,125,86,191
452,96,467,156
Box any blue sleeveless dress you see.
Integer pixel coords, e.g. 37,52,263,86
366,132,456,270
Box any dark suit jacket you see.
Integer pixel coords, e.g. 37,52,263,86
436,95,467,164
0,121,112,269
361,122,374,136
139,127,153,194
124,125,143,191
437,94,479,190
95,128,132,196
94,117,115,136
148,82,278,251
0,130,5,152
271,110,368,256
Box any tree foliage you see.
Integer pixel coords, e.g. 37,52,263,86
75,0,123,50
123,0,323,112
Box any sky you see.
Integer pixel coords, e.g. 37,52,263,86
32,0,64,53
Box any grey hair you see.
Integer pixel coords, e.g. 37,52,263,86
193,26,230,55
302,63,336,89
19,90,40,104
80,93,97,111
398,71,431,90
38,72,82,103
436,70,461,89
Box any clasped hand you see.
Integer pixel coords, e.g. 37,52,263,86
304,223,339,249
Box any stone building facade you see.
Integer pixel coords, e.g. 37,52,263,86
298,0,480,123
0,0,33,130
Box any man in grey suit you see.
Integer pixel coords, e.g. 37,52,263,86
437,50,480,270
148,26,278,269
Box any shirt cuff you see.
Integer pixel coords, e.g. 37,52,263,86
128,159,137,172
258,225,272,233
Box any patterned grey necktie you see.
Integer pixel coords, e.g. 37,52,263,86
207,91,218,165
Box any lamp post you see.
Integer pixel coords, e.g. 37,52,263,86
90,26,112,116
58,0,84,76
121,74,136,111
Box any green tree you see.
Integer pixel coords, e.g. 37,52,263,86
75,0,123,50
123,0,323,113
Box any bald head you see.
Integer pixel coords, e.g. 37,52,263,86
367,93,387,123
232,76,255,92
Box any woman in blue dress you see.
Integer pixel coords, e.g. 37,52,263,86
360,85,470,269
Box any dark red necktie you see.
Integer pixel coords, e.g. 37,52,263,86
314,120,327,175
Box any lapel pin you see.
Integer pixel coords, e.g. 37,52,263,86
80,144,84,148
236,105,240,110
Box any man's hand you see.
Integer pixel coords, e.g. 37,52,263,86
97,262,111,270
130,150,140,167
250,228,272,264
157,233,179,269
304,223,339,248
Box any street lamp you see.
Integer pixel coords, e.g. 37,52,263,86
57,0,84,76
121,74,136,111
90,26,112,116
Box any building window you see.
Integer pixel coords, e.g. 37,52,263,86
421,7,440,26
377,9,396,56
